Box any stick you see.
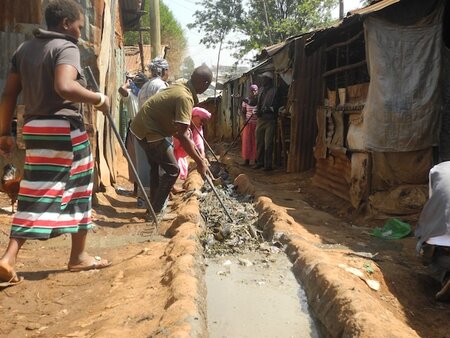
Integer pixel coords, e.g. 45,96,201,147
191,124,220,163
193,147,233,222
204,173,234,223
83,66,159,228
223,113,255,157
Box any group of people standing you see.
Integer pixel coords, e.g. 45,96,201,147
240,71,280,171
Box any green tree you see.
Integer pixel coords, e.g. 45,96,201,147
124,1,187,77
188,0,244,95
189,0,338,61
233,0,338,58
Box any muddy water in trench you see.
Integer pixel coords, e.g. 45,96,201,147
206,252,320,338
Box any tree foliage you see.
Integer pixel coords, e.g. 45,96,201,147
189,0,338,61
124,1,187,77
187,0,244,48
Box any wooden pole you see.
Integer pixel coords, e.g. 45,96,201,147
149,0,161,58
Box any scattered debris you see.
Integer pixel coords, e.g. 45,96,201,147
338,263,381,292
199,182,265,257
346,251,380,261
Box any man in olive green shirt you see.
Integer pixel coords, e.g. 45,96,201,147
130,65,212,214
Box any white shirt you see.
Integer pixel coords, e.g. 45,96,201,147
138,77,168,109
121,90,139,120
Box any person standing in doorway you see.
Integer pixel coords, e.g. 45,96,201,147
253,72,278,171
0,0,111,286
241,84,258,166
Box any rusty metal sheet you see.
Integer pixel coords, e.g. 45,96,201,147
0,31,27,97
312,154,352,201
287,37,325,173
0,0,42,31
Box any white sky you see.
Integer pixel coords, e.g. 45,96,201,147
164,0,365,67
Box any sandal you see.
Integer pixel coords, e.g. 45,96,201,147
68,256,111,272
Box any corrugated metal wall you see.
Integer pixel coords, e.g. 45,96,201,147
0,0,126,190
287,37,325,172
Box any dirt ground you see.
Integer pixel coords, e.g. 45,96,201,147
0,147,449,337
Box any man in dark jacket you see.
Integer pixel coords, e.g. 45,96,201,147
253,71,280,171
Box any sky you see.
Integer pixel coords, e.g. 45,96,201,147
164,0,365,67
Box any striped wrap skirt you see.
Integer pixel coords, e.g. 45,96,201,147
11,117,94,239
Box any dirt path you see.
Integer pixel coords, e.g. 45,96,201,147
0,150,449,337
223,149,450,338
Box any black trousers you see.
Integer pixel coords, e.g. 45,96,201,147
138,138,179,213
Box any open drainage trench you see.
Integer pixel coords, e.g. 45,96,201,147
197,179,321,337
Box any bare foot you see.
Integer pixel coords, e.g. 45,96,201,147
68,256,111,272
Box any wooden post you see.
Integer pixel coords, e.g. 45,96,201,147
149,0,161,58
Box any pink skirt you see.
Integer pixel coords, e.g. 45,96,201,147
241,122,257,161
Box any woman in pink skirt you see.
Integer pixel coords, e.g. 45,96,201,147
241,84,258,166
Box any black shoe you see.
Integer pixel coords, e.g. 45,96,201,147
263,167,273,171
242,160,250,166
252,164,263,169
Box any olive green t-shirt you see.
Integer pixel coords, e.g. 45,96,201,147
130,81,198,142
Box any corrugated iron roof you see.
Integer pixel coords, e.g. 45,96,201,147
119,0,144,31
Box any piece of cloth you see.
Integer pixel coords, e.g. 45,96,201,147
138,138,179,213
131,81,198,142
173,131,190,180
192,107,211,120
255,119,276,169
242,100,258,124
173,125,206,180
138,77,168,109
122,91,139,120
427,233,450,247
241,98,257,161
11,28,83,119
416,161,450,288
121,91,143,186
362,9,443,151
416,161,450,251
192,126,205,154
11,117,93,239
254,84,278,168
242,122,257,162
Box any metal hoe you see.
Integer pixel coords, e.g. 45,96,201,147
84,66,159,228
194,147,233,223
